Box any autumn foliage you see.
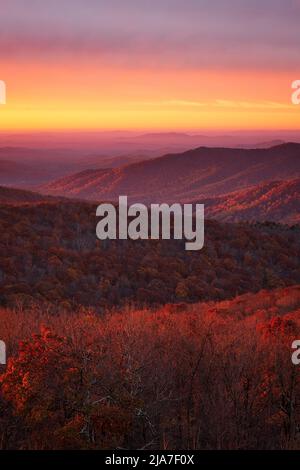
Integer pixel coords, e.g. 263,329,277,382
0,201,299,311
0,196,299,450
1,285,300,450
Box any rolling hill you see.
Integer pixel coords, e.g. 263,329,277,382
0,159,48,187
0,185,64,205
202,178,300,225
40,143,300,204
3,177,298,224
0,199,299,309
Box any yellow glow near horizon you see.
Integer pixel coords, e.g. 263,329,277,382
1,61,299,132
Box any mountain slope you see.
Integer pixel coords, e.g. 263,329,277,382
40,143,300,203
0,200,299,309
0,159,49,186
0,185,63,205
202,179,300,225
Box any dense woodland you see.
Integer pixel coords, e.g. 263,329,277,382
0,199,299,449
0,201,299,311
0,285,300,449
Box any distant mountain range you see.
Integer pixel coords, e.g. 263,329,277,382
2,129,295,151
0,148,79,187
40,143,300,205
237,139,285,149
1,142,299,225
0,158,49,187
0,137,293,187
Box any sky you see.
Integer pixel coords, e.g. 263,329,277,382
1,0,300,132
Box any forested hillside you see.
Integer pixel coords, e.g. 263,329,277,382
0,201,299,310
40,143,300,202
0,285,299,449
202,178,300,225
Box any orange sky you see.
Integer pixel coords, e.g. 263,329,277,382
1,0,300,133
1,60,299,132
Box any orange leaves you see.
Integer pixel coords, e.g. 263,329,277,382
258,316,299,344
0,328,73,415
0,285,300,449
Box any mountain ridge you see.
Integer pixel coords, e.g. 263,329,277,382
40,142,300,204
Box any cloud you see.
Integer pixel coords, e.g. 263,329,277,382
214,100,294,110
133,100,207,107
1,0,300,70
127,99,295,111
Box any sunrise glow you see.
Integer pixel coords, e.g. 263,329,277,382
1,1,300,133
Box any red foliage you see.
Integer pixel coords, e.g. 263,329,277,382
0,285,300,450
